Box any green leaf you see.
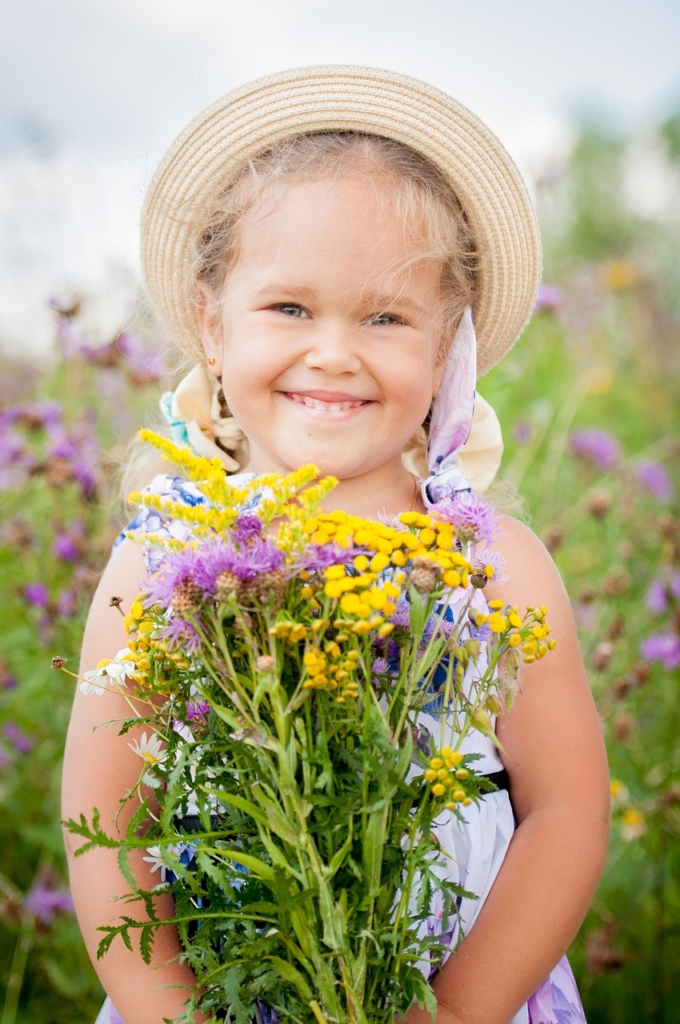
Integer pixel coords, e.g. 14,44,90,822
204,847,276,882
201,787,270,826
266,956,314,1002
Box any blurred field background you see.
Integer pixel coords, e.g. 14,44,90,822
0,107,679,1024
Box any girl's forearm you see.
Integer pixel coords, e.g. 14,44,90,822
406,802,610,1024
66,844,208,1024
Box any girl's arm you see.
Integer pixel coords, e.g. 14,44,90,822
407,516,611,1024
62,539,208,1024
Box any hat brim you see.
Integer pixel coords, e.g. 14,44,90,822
142,65,542,375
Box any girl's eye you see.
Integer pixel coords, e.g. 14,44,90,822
273,303,309,318
366,312,406,327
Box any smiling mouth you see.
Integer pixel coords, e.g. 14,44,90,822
283,392,371,412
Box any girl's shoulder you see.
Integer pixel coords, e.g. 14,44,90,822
485,513,572,620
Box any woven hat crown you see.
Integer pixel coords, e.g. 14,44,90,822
142,65,541,374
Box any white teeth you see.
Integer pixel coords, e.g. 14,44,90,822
289,393,364,411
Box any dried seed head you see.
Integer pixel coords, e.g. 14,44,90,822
409,557,439,595
51,656,67,670
543,526,565,553
591,641,614,671
256,655,276,673
587,490,612,519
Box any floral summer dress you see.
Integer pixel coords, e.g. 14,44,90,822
96,473,587,1024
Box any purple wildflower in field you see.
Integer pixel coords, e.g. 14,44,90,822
647,580,668,615
117,332,166,381
47,416,99,499
23,582,49,608
0,401,63,430
671,575,680,601
641,633,680,670
513,420,531,444
0,670,18,690
431,491,499,544
0,426,36,489
534,283,565,313
3,722,33,754
569,428,621,471
52,532,79,562
57,589,78,619
636,460,675,503
24,881,74,924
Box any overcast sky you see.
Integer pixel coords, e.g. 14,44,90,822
2,0,679,353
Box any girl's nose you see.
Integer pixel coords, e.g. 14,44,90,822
303,326,362,376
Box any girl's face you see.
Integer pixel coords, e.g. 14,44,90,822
199,174,445,499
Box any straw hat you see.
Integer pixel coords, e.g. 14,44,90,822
142,65,541,375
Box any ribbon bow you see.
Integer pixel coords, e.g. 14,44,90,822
421,307,503,506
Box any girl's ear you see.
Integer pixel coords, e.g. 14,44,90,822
195,284,222,376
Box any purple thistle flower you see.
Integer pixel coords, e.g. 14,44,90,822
23,582,49,608
194,537,285,590
431,491,499,545
231,515,263,544
641,632,680,670
647,580,668,615
389,597,411,630
569,428,621,471
636,460,675,503
297,543,356,573
0,748,13,770
145,545,206,608
371,657,389,676
161,617,203,653
24,882,74,924
534,283,564,313
3,722,33,754
186,700,210,722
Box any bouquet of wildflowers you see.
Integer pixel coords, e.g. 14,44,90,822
63,432,556,1024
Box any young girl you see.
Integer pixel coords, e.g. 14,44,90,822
62,67,610,1024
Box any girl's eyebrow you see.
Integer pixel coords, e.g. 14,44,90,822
251,283,317,300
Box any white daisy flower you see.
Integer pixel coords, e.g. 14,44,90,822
80,648,136,696
142,845,167,878
128,731,167,766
